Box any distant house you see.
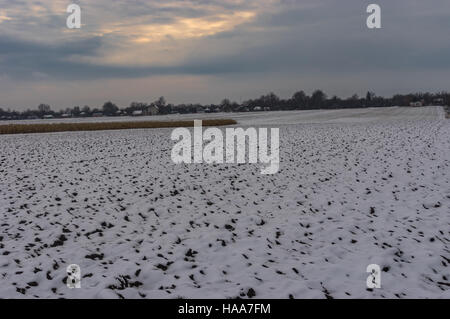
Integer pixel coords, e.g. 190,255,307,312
433,98,444,106
409,101,423,107
132,110,143,116
61,113,71,118
143,105,159,116
92,112,103,117
43,114,54,119
253,106,263,111
196,106,205,113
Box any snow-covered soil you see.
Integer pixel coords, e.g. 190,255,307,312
0,106,449,299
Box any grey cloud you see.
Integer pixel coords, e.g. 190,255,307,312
0,0,449,107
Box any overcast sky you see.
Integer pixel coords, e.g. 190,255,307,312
0,0,449,110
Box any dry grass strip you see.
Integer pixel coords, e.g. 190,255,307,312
0,119,237,135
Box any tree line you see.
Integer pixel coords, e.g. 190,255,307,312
1,90,449,120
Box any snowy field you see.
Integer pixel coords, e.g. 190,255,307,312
1,106,442,126
0,106,449,299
